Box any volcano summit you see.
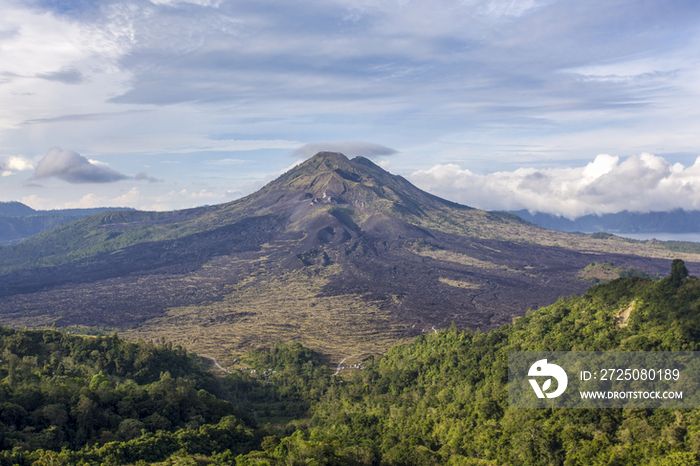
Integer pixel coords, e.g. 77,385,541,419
0,152,695,362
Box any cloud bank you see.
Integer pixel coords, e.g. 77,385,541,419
33,147,129,184
408,153,700,219
22,187,228,212
292,141,398,159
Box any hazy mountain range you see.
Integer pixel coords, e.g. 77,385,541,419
0,201,133,245
0,152,697,362
510,209,700,234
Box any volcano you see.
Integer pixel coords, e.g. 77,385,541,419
0,152,691,362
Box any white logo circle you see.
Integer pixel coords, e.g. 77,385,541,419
528,359,568,398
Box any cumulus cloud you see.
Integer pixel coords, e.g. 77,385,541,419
7,156,34,171
33,147,129,184
1,156,32,171
116,187,224,211
292,141,398,159
1,155,35,176
408,153,700,219
20,195,55,210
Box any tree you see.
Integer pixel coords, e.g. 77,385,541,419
670,259,689,287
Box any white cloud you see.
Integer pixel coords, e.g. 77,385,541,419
0,155,34,175
0,3,134,131
63,193,106,209
109,188,142,207
20,194,55,210
377,160,391,170
7,156,34,171
134,188,224,211
21,187,228,212
87,158,111,167
409,153,700,219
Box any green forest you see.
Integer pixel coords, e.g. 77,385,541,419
2,260,700,465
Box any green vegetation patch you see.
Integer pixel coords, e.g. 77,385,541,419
576,261,660,284
4,258,700,465
658,239,700,255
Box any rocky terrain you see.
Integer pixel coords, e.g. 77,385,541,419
0,152,697,363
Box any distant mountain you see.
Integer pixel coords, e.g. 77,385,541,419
0,201,36,216
0,152,696,362
510,209,700,234
0,201,134,245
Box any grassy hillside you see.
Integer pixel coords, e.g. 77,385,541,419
0,202,137,246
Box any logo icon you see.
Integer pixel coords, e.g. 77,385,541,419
528,359,568,398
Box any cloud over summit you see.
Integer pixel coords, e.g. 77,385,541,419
292,141,398,159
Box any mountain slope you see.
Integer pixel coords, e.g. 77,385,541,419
0,152,698,362
0,202,135,245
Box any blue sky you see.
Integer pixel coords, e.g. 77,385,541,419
2,0,700,217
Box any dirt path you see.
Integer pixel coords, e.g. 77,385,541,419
333,353,363,376
202,355,231,373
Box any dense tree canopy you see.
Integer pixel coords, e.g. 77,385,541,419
2,262,700,465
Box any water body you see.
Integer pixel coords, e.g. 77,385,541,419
613,232,700,243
